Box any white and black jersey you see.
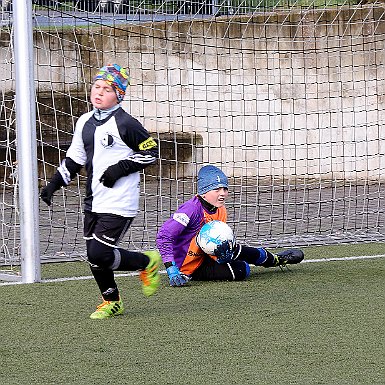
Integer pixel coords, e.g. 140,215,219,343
64,107,158,217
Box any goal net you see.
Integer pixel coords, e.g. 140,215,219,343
1,0,385,277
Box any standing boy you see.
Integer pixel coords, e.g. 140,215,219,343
41,64,161,319
156,165,304,286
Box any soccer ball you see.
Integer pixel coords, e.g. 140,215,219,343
196,220,234,255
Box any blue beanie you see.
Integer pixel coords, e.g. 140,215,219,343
197,165,228,195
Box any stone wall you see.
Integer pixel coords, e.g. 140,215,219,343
2,5,385,179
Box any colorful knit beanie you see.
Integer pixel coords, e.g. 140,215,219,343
94,64,130,102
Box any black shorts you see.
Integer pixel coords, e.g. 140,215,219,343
191,257,248,281
83,211,133,247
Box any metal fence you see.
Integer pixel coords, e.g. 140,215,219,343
2,1,360,15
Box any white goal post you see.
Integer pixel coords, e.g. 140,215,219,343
0,0,40,282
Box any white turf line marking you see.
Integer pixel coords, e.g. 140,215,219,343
1,254,384,286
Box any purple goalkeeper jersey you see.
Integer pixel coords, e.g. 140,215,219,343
156,195,211,268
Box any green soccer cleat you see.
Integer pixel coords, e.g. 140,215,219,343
140,250,161,297
90,299,124,319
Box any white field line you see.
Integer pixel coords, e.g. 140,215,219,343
1,254,384,286
301,254,385,263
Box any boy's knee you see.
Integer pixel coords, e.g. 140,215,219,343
233,260,250,281
87,239,115,268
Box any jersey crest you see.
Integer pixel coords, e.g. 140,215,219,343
101,133,115,148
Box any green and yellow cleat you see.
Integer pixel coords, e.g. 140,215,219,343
274,248,304,268
90,299,124,319
140,250,161,297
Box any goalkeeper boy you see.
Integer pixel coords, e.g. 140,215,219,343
40,64,161,319
156,165,304,286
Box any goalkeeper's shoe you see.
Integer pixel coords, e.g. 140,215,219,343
274,248,304,268
90,299,124,319
140,250,161,297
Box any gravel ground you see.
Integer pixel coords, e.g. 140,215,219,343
2,177,385,265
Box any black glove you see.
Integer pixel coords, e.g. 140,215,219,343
214,240,235,264
40,172,65,206
99,163,126,188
